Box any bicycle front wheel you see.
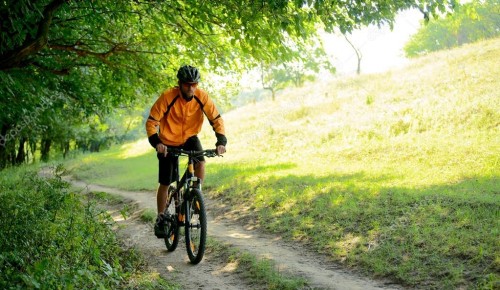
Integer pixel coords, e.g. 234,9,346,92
185,188,207,264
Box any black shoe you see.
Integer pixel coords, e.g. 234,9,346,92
154,214,166,238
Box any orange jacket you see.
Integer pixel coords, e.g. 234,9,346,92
146,87,226,147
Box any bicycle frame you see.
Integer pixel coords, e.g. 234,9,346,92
170,152,199,224
166,148,217,224
162,148,218,264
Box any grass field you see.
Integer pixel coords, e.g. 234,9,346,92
65,37,500,289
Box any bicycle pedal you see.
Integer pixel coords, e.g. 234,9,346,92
163,213,173,222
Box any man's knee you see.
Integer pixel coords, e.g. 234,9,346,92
158,183,169,193
195,161,205,169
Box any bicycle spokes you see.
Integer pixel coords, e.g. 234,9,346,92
164,195,180,252
185,189,207,264
166,228,176,243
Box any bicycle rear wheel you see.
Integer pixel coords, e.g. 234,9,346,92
164,187,179,251
185,188,207,264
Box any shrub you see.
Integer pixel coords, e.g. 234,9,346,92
0,166,173,289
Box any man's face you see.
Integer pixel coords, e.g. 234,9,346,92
180,82,198,98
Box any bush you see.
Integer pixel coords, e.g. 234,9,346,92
0,166,175,289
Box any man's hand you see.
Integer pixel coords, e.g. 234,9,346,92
156,143,168,157
216,145,226,156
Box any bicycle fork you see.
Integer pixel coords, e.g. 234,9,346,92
177,194,194,227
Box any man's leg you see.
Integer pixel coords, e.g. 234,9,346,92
194,161,205,188
157,183,169,215
155,151,176,238
154,183,170,238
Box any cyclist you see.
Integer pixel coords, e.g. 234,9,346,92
146,65,227,238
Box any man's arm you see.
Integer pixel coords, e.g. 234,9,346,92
146,93,167,148
203,96,227,147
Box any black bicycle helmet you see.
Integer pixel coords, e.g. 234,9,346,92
177,65,201,83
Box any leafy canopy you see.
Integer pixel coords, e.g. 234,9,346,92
1,0,459,73
0,0,458,166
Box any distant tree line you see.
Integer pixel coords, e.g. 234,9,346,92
405,0,500,57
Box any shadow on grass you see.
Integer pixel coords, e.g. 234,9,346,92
205,163,499,288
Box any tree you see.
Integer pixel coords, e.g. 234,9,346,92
0,0,458,168
343,34,363,75
404,0,500,57
261,54,335,101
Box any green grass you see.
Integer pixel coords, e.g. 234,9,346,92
63,37,500,289
140,208,157,223
65,139,157,190
206,239,307,289
86,190,127,205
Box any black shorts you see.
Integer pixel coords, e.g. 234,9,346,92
157,136,204,186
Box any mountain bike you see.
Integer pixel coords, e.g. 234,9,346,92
161,148,219,264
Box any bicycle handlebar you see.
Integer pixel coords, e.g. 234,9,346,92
166,148,220,158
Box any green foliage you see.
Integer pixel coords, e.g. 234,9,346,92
0,0,458,168
405,0,500,57
0,166,176,289
261,53,335,100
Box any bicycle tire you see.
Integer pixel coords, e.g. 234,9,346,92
164,188,179,251
185,188,207,264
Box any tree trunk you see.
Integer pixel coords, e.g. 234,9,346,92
263,87,276,101
41,138,52,162
343,34,362,75
90,140,100,152
62,141,70,159
0,145,5,169
15,137,27,164
261,62,276,101
0,124,10,169
29,139,37,163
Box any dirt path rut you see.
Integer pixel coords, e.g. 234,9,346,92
70,179,402,290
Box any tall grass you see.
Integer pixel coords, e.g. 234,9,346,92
64,37,500,288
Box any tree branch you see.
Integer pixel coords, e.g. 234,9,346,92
31,62,70,75
0,0,66,70
47,43,121,60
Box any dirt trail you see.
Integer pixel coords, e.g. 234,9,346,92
70,179,402,290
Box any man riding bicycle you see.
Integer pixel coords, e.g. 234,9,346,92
145,65,227,238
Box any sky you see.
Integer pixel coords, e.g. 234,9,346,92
235,9,425,91
322,9,424,76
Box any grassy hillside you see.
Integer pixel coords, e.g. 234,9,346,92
66,37,499,289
